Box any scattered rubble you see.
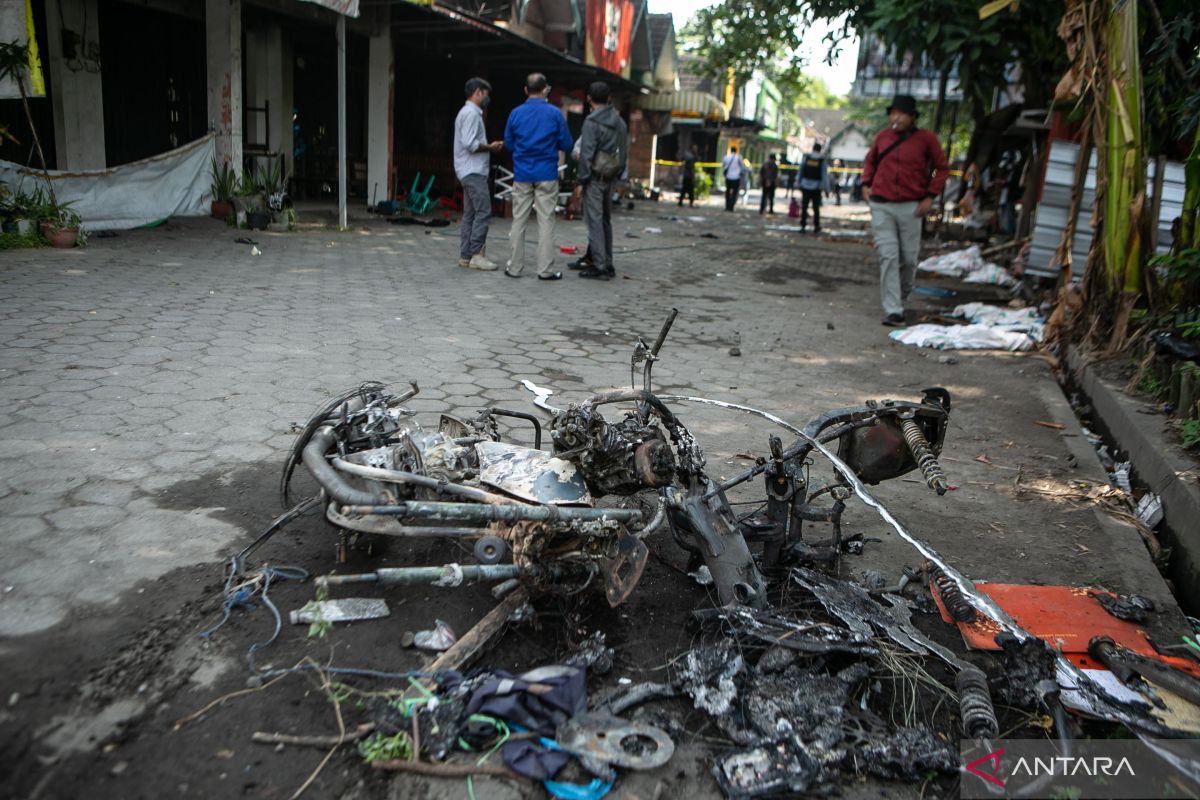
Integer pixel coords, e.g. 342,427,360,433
175,309,1200,798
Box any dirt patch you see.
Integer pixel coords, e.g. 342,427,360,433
754,263,870,291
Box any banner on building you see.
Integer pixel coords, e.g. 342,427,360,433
0,135,216,231
0,0,46,99
296,0,361,17
585,0,633,78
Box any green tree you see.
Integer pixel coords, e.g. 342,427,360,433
686,0,1067,127
794,77,845,109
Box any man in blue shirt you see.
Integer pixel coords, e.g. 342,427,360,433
502,73,574,280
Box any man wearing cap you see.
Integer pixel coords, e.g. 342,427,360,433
454,77,504,270
861,94,949,327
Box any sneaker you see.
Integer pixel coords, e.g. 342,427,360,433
578,267,613,281
882,313,906,327
568,257,593,270
466,254,498,271
458,258,471,268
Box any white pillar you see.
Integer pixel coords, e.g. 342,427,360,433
649,134,658,186
336,14,347,229
366,15,393,208
206,0,243,169
45,0,106,168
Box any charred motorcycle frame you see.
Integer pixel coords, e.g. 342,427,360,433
282,311,952,608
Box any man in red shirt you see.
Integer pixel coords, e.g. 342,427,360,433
861,95,949,326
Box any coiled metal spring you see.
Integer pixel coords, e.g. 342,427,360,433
932,569,977,623
956,667,999,738
900,418,948,495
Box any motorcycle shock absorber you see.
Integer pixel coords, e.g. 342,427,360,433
900,417,949,495
956,667,999,738
932,568,977,623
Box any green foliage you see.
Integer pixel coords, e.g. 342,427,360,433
694,167,713,200
1141,1,1200,148
358,731,412,764
1182,419,1200,450
684,0,1066,117
681,2,809,94
302,584,332,640
5,186,40,218
210,158,241,202
0,40,30,84
1150,248,1200,284
0,230,46,249
235,170,259,196
1137,370,1165,399
794,77,844,109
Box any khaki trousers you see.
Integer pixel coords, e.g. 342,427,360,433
508,180,559,276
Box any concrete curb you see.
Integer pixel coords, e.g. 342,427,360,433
1069,348,1200,611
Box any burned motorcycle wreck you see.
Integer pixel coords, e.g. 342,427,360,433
281,310,953,608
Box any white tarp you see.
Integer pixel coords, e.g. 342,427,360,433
0,135,215,231
918,244,1018,287
888,302,1045,352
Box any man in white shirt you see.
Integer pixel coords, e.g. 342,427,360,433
453,77,504,270
721,146,743,211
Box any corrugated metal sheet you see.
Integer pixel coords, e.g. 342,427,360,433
1026,141,1185,280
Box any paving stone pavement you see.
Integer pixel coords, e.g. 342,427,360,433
0,201,1173,641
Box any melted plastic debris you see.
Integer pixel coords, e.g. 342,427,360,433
691,606,879,656
995,632,1059,707
713,737,821,799
565,631,615,675
679,641,744,716
791,567,962,668
732,663,870,749
857,727,958,780
1091,591,1155,623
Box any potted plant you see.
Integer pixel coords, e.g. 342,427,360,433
232,169,264,223
8,187,39,235
0,183,13,233
37,196,83,248
255,160,290,225
210,158,239,220
245,204,271,231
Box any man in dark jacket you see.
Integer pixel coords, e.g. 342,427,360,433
679,145,698,207
576,81,629,281
759,154,779,215
862,94,949,326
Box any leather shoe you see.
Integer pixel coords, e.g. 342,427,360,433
881,313,906,327
567,257,593,270
537,271,563,281
578,267,614,280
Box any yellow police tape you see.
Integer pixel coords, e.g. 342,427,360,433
655,159,863,173
653,160,960,177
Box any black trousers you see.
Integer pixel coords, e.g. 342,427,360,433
679,179,694,206
759,185,776,214
800,188,822,231
724,179,740,211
